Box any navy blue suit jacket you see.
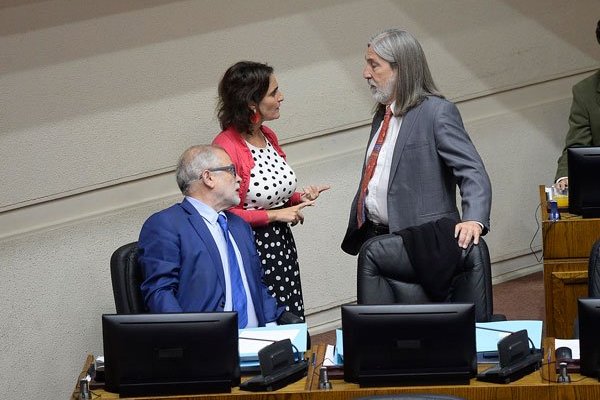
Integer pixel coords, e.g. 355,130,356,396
138,198,283,326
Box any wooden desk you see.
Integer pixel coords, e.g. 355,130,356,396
539,185,600,338
71,346,600,400
72,366,549,400
72,369,600,400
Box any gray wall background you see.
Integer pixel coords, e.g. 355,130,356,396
1,1,599,398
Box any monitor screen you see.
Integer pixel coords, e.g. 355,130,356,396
102,312,240,397
568,147,600,218
578,298,600,378
342,303,476,387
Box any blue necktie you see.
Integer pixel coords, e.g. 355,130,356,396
217,214,248,328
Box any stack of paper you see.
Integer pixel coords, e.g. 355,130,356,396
323,329,344,367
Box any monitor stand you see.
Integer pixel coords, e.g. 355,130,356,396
358,370,472,387
581,207,600,218
119,379,232,398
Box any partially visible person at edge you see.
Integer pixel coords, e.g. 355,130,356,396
341,28,492,256
213,61,330,320
554,19,600,191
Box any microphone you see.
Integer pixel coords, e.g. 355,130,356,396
79,378,91,400
239,336,302,361
557,362,571,383
239,336,277,343
318,366,333,390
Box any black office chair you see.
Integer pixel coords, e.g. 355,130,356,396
109,241,308,328
357,234,504,322
110,241,146,314
573,238,600,337
589,238,600,297
355,395,466,400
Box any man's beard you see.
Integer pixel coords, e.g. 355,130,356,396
369,77,395,104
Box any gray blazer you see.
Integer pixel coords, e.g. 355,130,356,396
341,96,492,255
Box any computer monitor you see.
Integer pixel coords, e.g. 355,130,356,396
342,303,477,387
578,298,600,379
568,147,600,218
102,312,240,397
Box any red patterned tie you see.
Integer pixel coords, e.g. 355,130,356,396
356,105,393,228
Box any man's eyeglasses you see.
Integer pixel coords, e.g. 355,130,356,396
205,164,236,177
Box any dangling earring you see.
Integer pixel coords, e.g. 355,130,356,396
250,109,260,125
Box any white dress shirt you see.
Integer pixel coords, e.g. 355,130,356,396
365,101,403,225
185,196,259,327
363,103,484,231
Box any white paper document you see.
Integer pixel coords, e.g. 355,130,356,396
323,345,337,367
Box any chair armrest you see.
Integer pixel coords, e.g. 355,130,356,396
276,312,311,349
490,314,507,322
277,311,304,325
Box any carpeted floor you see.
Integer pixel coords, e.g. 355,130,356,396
312,270,545,345
492,271,544,321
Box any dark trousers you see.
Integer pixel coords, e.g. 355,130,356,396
361,220,390,247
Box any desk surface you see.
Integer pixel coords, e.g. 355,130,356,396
72,343,600,400
73,372,599,400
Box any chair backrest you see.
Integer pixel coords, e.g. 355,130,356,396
110,241,146,314
357,234,496,322
589,238,600,297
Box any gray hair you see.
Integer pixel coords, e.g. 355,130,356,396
175,145,220,195
369,29,443,116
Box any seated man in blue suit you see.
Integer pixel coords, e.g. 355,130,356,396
138,144,285,327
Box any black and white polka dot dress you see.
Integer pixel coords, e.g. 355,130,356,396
244,140,305,319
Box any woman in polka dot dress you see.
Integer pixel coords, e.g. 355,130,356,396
213,61,329,320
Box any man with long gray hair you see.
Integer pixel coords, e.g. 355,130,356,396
342,29,492,255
